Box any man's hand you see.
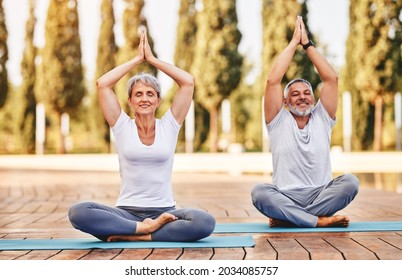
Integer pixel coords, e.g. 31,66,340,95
299,16,310,46
290,16,302,47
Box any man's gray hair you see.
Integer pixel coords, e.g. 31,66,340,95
283,78,314,99
126,72,161,98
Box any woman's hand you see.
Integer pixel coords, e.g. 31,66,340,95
142,28,156,63
134,28,145,62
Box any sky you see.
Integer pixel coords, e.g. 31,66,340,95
3,0,349,92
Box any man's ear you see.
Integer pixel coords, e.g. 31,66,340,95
283,98,288,107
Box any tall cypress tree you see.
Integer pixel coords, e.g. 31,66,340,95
342,0,372,150
160,0,208,152
192,0,243,152
41,0,86,153
19,0,37,153
347,0,401,150
94,0,118,151
0,0,8,109
115,0,157,113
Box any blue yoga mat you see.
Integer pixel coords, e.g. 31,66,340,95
214,221,402,233
0,235,254,251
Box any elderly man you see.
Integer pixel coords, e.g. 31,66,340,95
251,16,359,228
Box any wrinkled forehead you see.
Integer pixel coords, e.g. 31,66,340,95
288,81,312,92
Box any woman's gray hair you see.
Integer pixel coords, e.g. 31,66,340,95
283,78,314,99
126,72,161,98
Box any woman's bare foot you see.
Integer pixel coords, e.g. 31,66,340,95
317,215,349,227
269,218,297,227
107,234,152,242
137,213,178,234
107,212,177,242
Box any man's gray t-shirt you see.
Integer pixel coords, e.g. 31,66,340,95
266,100,336,189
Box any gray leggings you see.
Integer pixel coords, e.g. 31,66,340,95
251,174,359,227
68,202,216,242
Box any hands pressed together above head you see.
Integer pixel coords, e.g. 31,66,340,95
290,16,311,48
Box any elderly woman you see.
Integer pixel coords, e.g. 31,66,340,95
68,29,215,242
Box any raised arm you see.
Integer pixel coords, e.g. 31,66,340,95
300,18,338,119
143,31,194,125
96,32,145,127
264,17,302,124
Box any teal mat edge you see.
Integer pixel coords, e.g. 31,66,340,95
0,235,255,251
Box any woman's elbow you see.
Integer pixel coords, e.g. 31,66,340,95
96,78,106,89
186,75,195,88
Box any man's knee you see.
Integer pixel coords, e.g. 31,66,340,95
341,173,359,197
252,183,268,199
251,183,277,206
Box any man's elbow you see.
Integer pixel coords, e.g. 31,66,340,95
266,77,281,87
326,73,338,85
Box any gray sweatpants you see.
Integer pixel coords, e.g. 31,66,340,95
251,174,359,227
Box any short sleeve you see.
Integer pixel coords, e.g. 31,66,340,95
161,109,181,133
313,100,336,129
111,110,131,135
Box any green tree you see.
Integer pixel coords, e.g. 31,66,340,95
41,0,86,153
160,0,209,152
19,0,37,153
0,0,8,109
342,0,372,150
115,0,157,113
192,0,243,152
346,0,401,150
94,0,118,152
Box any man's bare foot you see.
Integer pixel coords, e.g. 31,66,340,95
269,218,297,227
107,213,177,242
317,215,349,227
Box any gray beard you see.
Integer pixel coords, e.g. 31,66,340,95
289,104,314,117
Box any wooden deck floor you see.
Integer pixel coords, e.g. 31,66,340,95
1,169,402,260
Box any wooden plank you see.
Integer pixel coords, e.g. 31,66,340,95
80,249,122,260
380,234,402,250
211,248,245,260
324,237,377,260
47,250,91,260
267,238,309,260
296,236,344,260
179,248,214,260
15,250,61,260
113,249,153,260
0,250,30,260
352,236,402,260
244,235,277,260
145,249,183,260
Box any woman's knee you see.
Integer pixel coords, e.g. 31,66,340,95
193,210,216,237
68,202,92,227
183,209,216,239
